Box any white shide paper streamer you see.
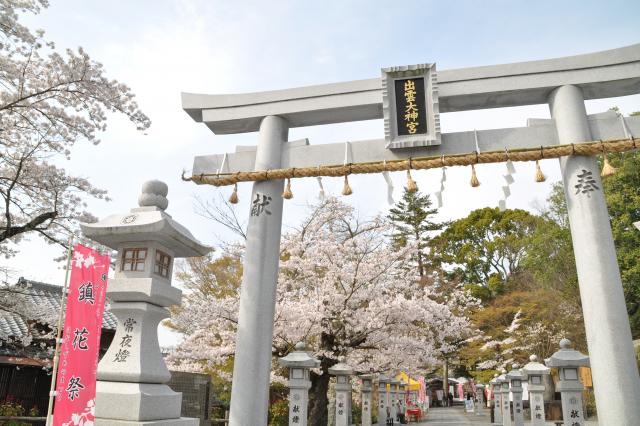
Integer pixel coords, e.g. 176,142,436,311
499,157,517,211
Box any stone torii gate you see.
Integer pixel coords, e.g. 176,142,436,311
182,44,640,425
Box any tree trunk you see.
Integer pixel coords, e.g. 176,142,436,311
443,359,449,406
309,358,333,426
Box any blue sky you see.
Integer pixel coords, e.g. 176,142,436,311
7,0,640,344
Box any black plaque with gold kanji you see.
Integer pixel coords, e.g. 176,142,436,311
394,78,428,136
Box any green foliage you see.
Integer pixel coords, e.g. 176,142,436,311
0,399,32,426
473,369,498,384
0,400,24,417
522,184,578,298
460,286,585,380
351,399,362,424
176,252,243,300
429,207,544,299
529,149,640,337
168,250,243,330
204,357,234,405
601,152,640,337
450,192,588,378
268,399,289,426
387,189,443,276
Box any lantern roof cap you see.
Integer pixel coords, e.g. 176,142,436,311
329,361,354,376
545,339,590,368
278,342,320,368
378,375,391,383
522,354,551,376
81,180,210,257
506,364,525,381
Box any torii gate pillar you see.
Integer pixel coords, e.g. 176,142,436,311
550,84,640,425
229,115,288,425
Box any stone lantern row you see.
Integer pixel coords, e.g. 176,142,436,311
278,346,410,426
489,339,590,426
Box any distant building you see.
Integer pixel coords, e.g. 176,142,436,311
0,278,117,415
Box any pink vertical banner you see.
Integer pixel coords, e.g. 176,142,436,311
53,244,109,426
457,383,464,399
417,377,426,403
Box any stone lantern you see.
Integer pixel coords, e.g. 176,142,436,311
359,374,374,426
490,374,502,424
377,375,390,424
522,355,550,426
475,383,484,415
278,342,320,426
546,339,590,426
390,378,400,420
329,361,354,426
506,364,525,426
81,180,210,425
498,369,511,426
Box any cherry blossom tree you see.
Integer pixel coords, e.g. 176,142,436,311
169,198,474,425
0,0,150,257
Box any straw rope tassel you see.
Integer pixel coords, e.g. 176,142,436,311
229,183,239,204
282,178,293,199
342,175,353,196
406,169,418,193
601,155,616,177
470,164,480,187
342,141,353,196
534,160,546,182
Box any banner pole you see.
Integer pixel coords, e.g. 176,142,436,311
45,237,74,426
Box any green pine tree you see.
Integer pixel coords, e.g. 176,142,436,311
387,189,443,277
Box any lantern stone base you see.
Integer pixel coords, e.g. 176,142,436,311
95,381,182,421
95,418,198,425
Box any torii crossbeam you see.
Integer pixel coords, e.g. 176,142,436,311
183,44,640,426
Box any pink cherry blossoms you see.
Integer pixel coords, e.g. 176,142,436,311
169,198,474,379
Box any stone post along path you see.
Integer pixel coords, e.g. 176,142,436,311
475,384,484,416
378,375,390,424
546,339,589,426
490,374,502,425
360,374,374,426
506,365,524,426
278,342,319,426
522,355,550,426
498,370,511,426
329,362,354,426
